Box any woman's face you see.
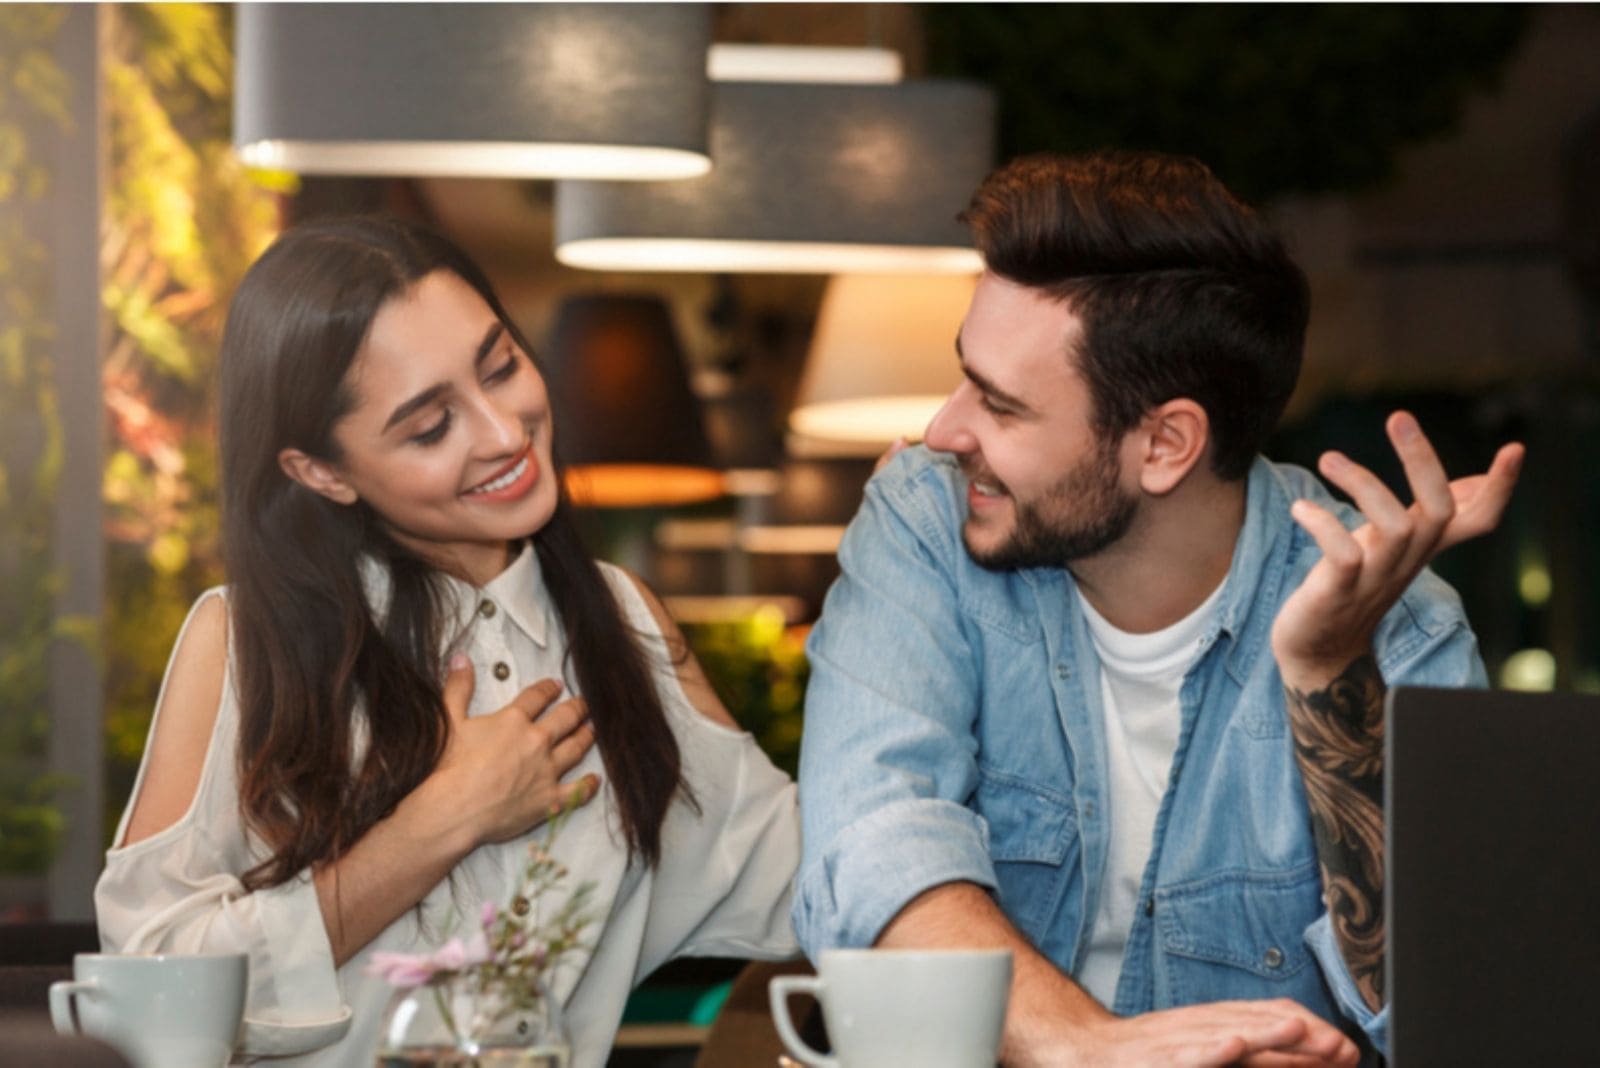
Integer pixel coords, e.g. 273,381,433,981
283,269,559,585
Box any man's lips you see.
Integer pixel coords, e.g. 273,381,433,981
464,444,538,500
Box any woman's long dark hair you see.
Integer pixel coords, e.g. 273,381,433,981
219,215,684,890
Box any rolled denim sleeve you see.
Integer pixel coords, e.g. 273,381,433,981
793,450,1000,956
1302,567,1486,1057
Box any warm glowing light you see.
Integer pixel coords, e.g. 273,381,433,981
739,525,848,555
563,466,725,508
234,140,711,181
707,44,903,84
1518,561,1552,607
1500,648,1557,692
555,238,983,275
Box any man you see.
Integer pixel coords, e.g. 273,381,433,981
793,151,1522,1067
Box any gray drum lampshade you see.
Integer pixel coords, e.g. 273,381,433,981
233,3,713,180
554,79,996,272
542,294,724,508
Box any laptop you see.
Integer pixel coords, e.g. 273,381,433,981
1386,686,1600,1066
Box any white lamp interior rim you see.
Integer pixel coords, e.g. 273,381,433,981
235,140,713,181
556,238,984,275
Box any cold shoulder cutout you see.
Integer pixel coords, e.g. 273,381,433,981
618,567,741,731
118,588,229,848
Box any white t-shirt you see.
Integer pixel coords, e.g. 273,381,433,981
95,546,800,1067
1073,579,1225,1007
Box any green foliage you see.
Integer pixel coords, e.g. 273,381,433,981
101,3,279,826
0,3,73,874
925,4,1532,200
683,612,810,777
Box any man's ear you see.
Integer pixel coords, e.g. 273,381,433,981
277,447,359,505
1134,399,1210,497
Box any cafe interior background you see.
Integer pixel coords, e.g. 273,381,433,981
2,2,1598,1046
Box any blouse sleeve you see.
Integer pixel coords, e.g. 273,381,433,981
93,589,353,1057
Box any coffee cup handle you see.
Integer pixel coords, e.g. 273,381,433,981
49,978,97,1035
769,974,838,1068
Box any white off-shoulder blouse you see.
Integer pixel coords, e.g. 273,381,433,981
95,546,801,1066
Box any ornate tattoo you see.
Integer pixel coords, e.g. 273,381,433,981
1285,653,1386,1012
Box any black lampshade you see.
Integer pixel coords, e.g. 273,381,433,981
543,294,724,507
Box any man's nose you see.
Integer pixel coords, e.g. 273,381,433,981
923,384,975,455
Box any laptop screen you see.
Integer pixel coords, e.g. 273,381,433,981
1385,685,1600,1066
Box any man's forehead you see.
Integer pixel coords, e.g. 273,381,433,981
958,275,1084,386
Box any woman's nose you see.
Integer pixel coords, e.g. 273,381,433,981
472,391,523,453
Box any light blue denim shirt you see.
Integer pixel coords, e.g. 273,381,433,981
795,446,1486,1059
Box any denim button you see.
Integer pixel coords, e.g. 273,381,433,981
1264,946,1284,969
479,599,497,619
493,661,510,681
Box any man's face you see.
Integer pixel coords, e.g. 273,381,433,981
923,272,1139,571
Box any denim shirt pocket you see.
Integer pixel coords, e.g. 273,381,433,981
1155,862,1332,1009
976,766,1079,942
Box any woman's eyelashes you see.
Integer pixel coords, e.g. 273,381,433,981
410,410,452,446
408,352,522,447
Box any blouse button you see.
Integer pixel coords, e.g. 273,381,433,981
479,599,497,619
1263,946,1284,969
492,661,511,681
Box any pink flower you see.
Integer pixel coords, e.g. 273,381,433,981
366,952,439,989
480,901,498,931
429,933,492,973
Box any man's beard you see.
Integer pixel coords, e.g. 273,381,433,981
964,439,1139,572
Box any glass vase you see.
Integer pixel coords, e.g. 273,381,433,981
375,972,569,1068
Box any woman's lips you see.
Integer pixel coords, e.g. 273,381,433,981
464,445,538,501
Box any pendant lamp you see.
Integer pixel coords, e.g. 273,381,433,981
788,273,978,457
233,3,712,180
542,294,724,508
553,77,995,273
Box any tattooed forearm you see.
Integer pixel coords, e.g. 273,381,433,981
1285,652,1386,1012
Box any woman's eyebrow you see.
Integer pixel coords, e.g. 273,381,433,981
381,323,506,434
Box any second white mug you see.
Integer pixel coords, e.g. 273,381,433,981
50,952,247,1068
770,947,1012,1068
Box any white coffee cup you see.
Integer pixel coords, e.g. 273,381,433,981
50,952,247,1068
770,948,1011,1068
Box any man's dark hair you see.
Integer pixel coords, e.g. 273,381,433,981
961,150,1309,480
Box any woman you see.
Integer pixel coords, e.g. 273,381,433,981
94,216,799,1066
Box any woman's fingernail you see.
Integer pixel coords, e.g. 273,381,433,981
449,653,470,671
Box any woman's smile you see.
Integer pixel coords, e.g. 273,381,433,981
465,443,539,501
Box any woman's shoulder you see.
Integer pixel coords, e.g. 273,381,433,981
596,563,744,735
110,586,237,851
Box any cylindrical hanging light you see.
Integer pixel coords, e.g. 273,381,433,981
553,79,995,273
233,3,713,180
788,273,977,457
542,294,725,508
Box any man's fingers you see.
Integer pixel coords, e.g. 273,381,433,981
1440,441,1524,550
1386,411,1454,521
1290,500,1363,590
550,773,602,817
442,654,475,724
1316,451,1412,551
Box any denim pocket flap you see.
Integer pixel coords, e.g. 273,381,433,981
1157,864,1321,980
976,768,1077,865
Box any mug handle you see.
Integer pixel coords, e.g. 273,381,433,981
49,978,97,1035
769,974,838,1068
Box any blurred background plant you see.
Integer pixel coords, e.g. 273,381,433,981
682,613,810,777
1,3,77,878
99,2,277,822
